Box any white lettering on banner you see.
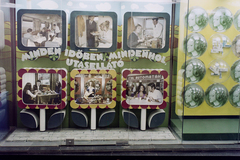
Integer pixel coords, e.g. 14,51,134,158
22,48,167,68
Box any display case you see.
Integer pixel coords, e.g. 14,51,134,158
170,0,240,140
0,0,240,152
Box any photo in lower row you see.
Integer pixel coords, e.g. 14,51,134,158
126,74,164,105
74,73,113,104
70,69,117,109
121,69,168,109
22,72,62,105
17,68,67,109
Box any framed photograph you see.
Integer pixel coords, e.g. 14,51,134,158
70,11,117,52
17,9,67,51
123,12,170,53
17,68,67,109
70,69,117,109
121,69,168,109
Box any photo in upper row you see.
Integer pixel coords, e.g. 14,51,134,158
17,9,67,51
70,11,117,52
123,12,170,53
17,10,171,53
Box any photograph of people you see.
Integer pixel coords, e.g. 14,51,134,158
21,13,63,47
75,15,113,48
127,16,166,49
229,84,240,108
182,59,206,83
23,82,37,104
23,28,46,47
98,20,112,47
231,60,240,83
233,10,240,31
209,7,233,32
127,24,145,48
185,7,208,32
125,74,164,106
205,83,228,108
134,83,147,99
142,18,164,48
147,83,163,103
183,84,204,108
33,80,43,92
74,74,112,104
52,81,62,104
86,16,97,48
83,81,95,100
105,79,112,93
183,33,207,58
53,23,61,37
22,73,62,105
231,35,240,58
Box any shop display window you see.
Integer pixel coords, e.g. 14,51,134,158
1,0,240,151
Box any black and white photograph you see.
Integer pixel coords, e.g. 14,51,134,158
126,74,164,105
22,72,62,105
127,16,167,49
21,13,63,48
75,15,113,48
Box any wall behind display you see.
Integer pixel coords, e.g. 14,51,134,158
15,0,173,128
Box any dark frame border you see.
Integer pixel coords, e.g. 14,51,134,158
70,11,117,52
17,9,67,51
123,12,170,53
